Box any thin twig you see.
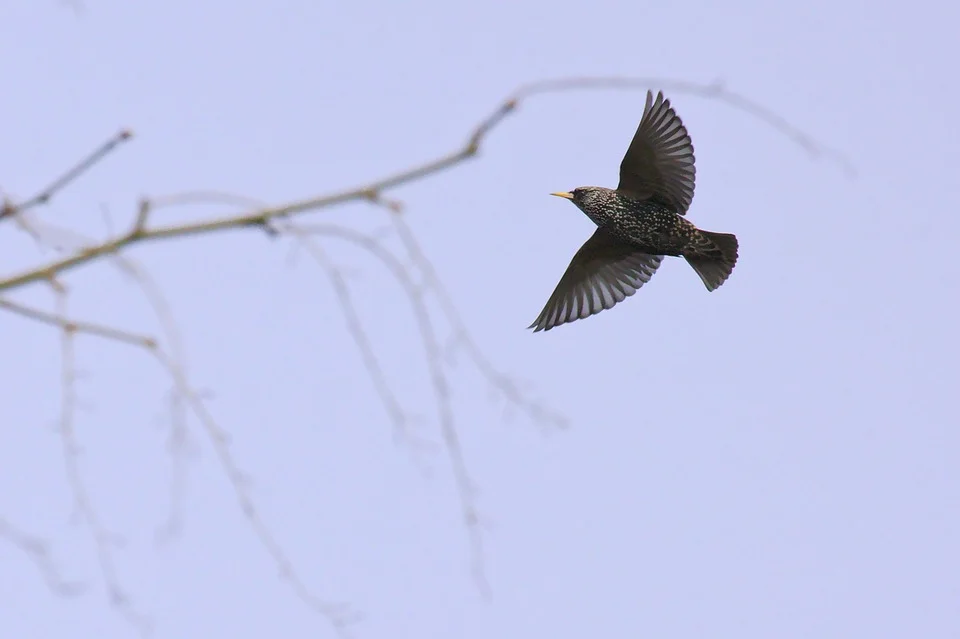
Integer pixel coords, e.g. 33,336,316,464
53,290,153,636
0,516,85,596
361,193,567,429
0,129,133,221
149,346,363,635
2,76,849,296
301,238,406,429
0,297,155,347
3,215,199,545
510,76,856,176
289,232,437,459
387,212,568,430
153,389,193,545
287,222,490,598
1,296,359,636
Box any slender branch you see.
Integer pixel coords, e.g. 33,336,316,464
54,290,153,636
386,211,567,430
0,297,155,347
361,193,567,429
2,76,849,296
299,238,407,430
0,152,480,291
1,76,849,631
0,516,85,596
287,231,437,457
153,388,194,546
148,344,362,635
1,129,133,221
510,76,856,176
286,222,490,597
2,295,359,636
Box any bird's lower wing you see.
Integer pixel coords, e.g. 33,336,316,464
529,227,662,332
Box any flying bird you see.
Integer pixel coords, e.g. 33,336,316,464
529,90,739,332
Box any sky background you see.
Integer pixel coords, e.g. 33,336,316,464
2,1,959,638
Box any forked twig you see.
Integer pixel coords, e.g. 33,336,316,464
0,516,85,596
53,290,153,636
285,222,490,597
1,129,133,221
1,77,850,296
1,295,360,636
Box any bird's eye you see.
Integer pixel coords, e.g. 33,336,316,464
571,189,579,198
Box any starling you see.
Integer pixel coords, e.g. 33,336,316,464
529,90,739,332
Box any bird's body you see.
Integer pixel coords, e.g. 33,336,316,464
529,90,739,332
574,188,703,256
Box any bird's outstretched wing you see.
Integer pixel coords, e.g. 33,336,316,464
529,227,662,332
618,90,696,215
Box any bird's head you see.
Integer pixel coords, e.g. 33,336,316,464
550,187,607,210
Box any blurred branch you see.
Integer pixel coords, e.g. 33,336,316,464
0,96,512,292
0,292,360,636
0,516,85,596
0,296,155,347
1,75,850,296
511,76,856,176
53,289,153,636
286,221,491,596
387,211,567,429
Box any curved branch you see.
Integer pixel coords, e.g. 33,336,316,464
1,76,849,295
285,222,490,596
510,76,855,175
1,76,850,634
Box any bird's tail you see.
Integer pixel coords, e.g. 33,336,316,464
684,230,739,291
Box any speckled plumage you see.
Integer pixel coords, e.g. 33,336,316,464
574,188,702,255
529,90,739,332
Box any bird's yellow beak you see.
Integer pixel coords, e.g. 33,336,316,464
550,191,574,200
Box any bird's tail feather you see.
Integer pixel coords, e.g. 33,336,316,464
684,230,739,291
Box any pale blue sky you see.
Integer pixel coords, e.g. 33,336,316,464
2,1,958,638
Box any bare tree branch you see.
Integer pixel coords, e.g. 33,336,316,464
1,129,133,222
510,76,856,176
285,222,491,596
0,515,85,596
1,294,360,635
387,210,567,430
53,288,153,636
152,387,195,546
1,76,850,296
2,76,849,635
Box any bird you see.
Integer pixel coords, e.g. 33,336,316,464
528,89,739,333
